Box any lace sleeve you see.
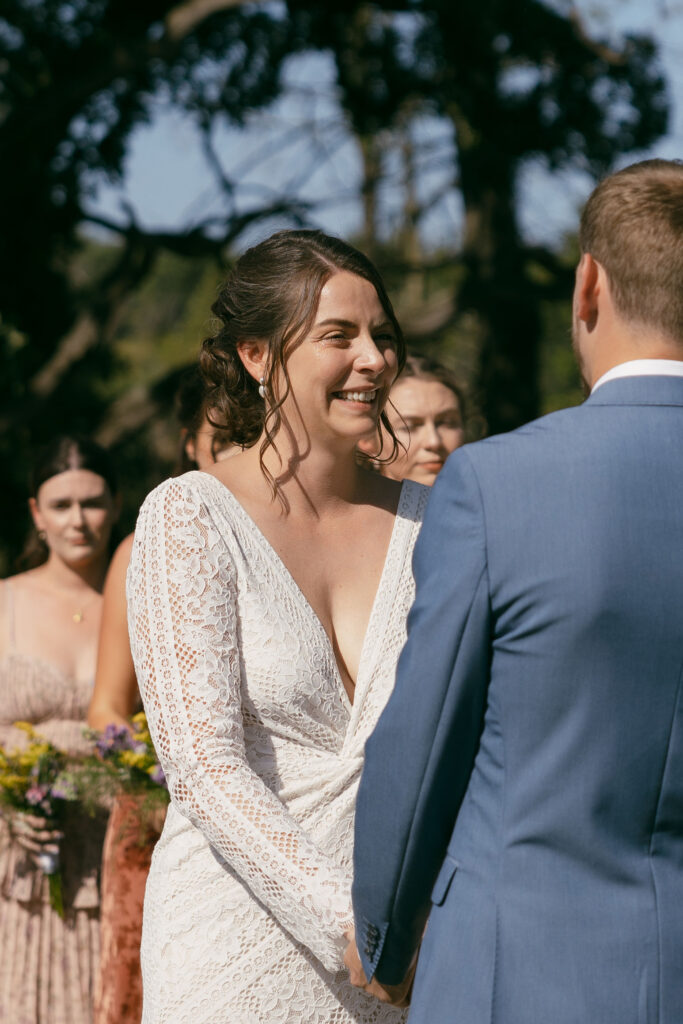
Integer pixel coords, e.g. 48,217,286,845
127,478,353,973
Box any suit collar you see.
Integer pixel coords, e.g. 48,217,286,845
591,359,683,392
584,374,683,407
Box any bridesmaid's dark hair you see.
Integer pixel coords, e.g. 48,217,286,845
173,365,232,474
200,229,405,491
18,435,119,570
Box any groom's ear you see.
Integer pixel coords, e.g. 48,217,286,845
575,253,601,329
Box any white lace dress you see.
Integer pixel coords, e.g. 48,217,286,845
127,471,427,1024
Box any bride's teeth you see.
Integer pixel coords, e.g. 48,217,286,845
339,390,375,402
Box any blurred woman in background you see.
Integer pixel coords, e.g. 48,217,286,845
174,363,235,475
0,435,119,1024
89,366,234,1024
362,353,466,486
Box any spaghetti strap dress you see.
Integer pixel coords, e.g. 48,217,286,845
0,579,108,1024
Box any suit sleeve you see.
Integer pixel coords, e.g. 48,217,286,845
352,448,491,984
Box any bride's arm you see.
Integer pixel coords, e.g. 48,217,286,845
127,477,353,973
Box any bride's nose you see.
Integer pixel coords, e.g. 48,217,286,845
354,333,387,374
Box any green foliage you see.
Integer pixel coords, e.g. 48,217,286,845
319,0,668,432
0,0,671,569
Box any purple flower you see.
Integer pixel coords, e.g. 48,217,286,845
26,784,49,806
50,776,77,802
96,723,134,758
149,764,167,788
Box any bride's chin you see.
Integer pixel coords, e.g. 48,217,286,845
326,409,380,435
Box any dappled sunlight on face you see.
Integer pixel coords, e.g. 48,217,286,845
31,469,118,567
280,272,399,447
381,379,464,486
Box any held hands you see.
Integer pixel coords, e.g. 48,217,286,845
343,928,416,1008
9,811,63,869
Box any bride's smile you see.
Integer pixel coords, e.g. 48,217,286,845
272,269,400,448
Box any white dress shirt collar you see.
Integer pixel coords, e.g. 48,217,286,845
591,359,683,394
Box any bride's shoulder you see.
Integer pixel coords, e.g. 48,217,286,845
134,474,246,574
138,471,235,527
141,470,205,505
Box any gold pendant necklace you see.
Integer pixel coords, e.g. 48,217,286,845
72,594,98,624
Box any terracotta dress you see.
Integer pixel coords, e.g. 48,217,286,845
94,794,164,1024
0,580,108,1024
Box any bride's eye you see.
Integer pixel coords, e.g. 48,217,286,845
320,331,349,345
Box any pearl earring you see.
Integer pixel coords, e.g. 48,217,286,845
258,376,267,400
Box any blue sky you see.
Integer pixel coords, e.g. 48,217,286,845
88,0,683,254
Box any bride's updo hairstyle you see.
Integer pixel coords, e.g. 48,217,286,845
200,229,405,486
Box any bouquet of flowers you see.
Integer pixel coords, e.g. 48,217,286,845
0,723,83,915
93,711,168,818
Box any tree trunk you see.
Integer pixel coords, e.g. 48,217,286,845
359,132,382,258
452,111,541,435
397,115,424,309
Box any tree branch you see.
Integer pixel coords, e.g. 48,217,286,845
164,0,265,41
567,6,627,66
29,313,101,399
400,289,457,340
95,384,164,447
28,237,156,400
199,121,236,199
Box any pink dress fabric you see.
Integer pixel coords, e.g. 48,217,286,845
0,581,107,1024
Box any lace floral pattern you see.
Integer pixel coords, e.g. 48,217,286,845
127,471,427,1023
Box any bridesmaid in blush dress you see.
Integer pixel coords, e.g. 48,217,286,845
128,230,428,1023
0,436,119,1024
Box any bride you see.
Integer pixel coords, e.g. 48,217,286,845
127,230,428,1022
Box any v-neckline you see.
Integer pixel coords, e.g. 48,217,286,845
193,471,408,709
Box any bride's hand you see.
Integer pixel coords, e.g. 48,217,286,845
343,927,366,988
343,927,414,1007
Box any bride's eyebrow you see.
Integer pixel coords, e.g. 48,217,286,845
315,318,394,330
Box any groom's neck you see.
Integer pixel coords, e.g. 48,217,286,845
585,316,683,390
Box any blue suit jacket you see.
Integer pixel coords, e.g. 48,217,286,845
353,375,683,1024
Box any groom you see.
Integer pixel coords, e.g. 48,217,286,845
348,159,683,1023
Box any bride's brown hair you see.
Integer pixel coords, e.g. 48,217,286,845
200,230,405,489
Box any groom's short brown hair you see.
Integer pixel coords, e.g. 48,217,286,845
579,159,683,344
